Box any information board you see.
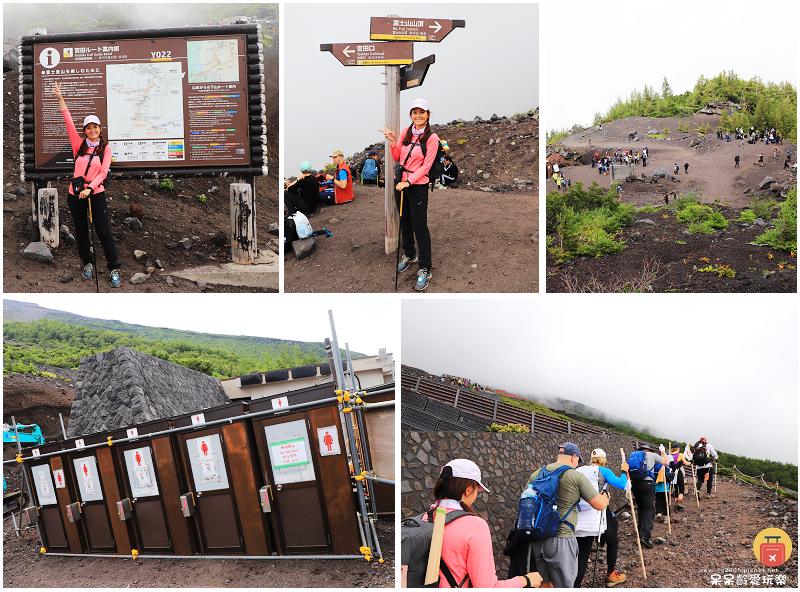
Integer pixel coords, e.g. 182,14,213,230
33,35,250,169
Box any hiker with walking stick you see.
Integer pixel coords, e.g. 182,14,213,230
690,438,719,499
573,449,629,588
626,444,670,550
620,448,647,581
669,444,690,510
380,98,438,291
51,82,120,289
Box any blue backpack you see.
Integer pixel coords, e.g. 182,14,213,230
361,158,378,182
516,465,578,541
628,451,663,481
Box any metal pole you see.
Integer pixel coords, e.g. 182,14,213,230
41,552,366,560
59,413,67,440
11,509,20,537
384,61,400,255
369,516,384,563
11,417,43,546
353,400,395,411
359,474,395,486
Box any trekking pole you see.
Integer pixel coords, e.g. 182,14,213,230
665,442,672,535
87,197,100,293
591,505,605,588
620,448,646,580
394,189,403,292
714,461,717,494
691,462,700,507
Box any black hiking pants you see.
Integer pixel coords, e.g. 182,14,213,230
395,182,432,271
68,191,120,271
631,479,656,541
284,190,317,216
574,509,619,587
696,466,714,493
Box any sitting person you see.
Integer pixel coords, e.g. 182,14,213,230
284,161,320,215
440,155,459,187
360,150,384,187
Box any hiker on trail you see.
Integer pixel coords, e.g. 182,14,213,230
360,150,384,188
654,463,673,524
669,444,690,510
735,155,741,168
284,161,320,216
642,153,647,167
627,444,670,549
785,156,791,170
573,449,630,588
440,155,459,187
325,150,355,204
756,153,764,167
684,161,689,174
689,438,718,499
674,163,679,175
421,459,543,588
51,82,121,288
517,443,610,588
380,98,439,291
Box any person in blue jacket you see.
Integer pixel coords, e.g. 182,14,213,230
573,449,631,588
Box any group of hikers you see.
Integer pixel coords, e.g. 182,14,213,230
440,374,494,393
590,147,649,175
720,126,784,145
403,438,719,588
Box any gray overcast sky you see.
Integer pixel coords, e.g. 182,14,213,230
7,295,399,359
544,3,798,132
284,3,539,171
402,297,798,466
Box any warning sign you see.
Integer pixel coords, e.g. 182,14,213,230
124,447,159,497
53,468,66,489
317,425,341,457
269,437,310,469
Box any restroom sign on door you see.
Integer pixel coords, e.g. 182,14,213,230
317,425,341,456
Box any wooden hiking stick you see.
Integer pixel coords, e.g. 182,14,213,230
87,197,99,293
621,448,646,580
394,189,403,292
692,462,700,507
424,506,446,585
665,443,672,535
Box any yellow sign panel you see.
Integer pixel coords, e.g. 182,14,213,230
357,59,413,65
371,34,427,41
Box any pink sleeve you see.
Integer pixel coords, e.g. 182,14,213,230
407,133,439,185
464,520,524,588
61,108,82,156
88,145,112,190
390,127,408,162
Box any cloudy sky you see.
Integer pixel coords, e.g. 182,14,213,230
6,295,399,359
544,3,799,132
284,3,539,171
402,297,798,465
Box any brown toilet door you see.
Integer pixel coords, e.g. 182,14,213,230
29,463,69,550
180,429,245,554
120,443,172,553
259,415,330,554
71,454,116,552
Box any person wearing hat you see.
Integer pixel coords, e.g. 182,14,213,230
422,459,542,588
359,150,384,188
669,444,691,510
521,443,610,588
573,449,630,588
689,437,718,499
380,98,439,291
52,82,120,287
284,160,320,216
325,150,354,204
629,444,670,549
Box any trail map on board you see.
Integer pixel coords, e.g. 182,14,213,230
187,39,240,83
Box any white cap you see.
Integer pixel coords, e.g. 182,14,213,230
83,115,101,127
591,448,606,460
442,459,490,492
410,98,429,112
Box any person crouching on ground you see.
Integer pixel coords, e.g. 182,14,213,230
284,161,319,216
423,459,543,588
360,150,384,188
380,98,439,291
440,155,459,187
51,82,120,288
573,449,629,588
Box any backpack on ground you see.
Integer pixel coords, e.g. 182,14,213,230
361,158,378,183
691,441,710,466
516,464,578,542
401,509,472,588
628,451,657,481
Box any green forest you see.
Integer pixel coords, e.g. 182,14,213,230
550,72,796,144
3,320,336,379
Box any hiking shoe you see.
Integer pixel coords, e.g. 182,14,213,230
640,537,654,549
415,268,431,291
82,263,94,280
655,513,663,522
708,493,716,499
663,516,670,524
676,503,685,511
397,253,418,273
605,571,626,587
110,268,121,288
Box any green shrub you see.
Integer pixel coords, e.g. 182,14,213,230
160,178,174,190
677,204,708,223
198,194,207,203
754,188,797,252
737,210,756,223
750,195,777,220
488,422,530,433
688,221,715,234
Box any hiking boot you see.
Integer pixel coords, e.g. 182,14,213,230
110,268,121,289
82,262,94,280
708,493,716,499
415,268,431,291
605,571,626,587
397,253,418,273
676,503,685,511
640,537,654,549
655,513,662,522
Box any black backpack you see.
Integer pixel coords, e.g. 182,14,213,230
401,509,473,588
419,137,447,190
692,441,709,466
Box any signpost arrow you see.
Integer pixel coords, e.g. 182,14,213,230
320,42,413,67
400,55,435,91
370,17,465,42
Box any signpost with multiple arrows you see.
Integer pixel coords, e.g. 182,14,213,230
322,15,465,256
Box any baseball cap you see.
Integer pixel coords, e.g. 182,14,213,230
368,150,378,157
83,115,101,127
300,161,311,172
410,98,429,112
441,459,490,493
558,442,582,461
590,448,606,460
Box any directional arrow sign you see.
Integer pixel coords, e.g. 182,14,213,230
400,55,435,91
370,17,465,42
320,42,413,66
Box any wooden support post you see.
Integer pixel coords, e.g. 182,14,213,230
37,187,59,247
230,180,256,263
384,65,400,255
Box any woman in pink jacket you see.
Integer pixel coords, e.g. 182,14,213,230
52,82,120,288
422,459,542,589
380,98,438,291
